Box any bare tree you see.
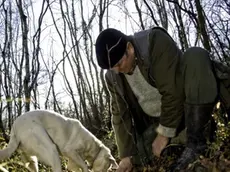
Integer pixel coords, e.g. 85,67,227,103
168,0,189,51
16,0,48,111
194,0,211,51
1,1,14,130
0,0,49,136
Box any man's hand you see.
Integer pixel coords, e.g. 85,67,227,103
116,157,133,172
152,134,169,157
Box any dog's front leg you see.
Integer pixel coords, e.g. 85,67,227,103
21,153,38,172
66,153,88,172
67,159,82,172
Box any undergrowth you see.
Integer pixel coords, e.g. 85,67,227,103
0,106,230,172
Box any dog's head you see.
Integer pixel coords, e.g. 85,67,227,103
92,146,118,172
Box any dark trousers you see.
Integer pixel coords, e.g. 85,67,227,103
182,47,218,104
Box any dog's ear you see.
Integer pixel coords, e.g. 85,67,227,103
109,157,119,169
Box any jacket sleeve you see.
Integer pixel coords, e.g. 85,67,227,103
105,72,137,158
149,28,184,138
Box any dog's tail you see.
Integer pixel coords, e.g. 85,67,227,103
0,127,19,160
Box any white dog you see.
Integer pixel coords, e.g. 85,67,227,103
0,110,118,172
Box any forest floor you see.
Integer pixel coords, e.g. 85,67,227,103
0,136,230,172
0,111,230,172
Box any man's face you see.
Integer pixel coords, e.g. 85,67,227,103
111,42,136,75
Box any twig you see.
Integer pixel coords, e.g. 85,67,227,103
0,163,9,172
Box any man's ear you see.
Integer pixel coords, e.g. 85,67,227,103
127,42,134,55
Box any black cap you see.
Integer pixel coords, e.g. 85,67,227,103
95,28,127,69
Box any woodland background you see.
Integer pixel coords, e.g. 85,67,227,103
0,0,230,171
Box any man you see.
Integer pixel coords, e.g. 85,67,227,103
95,27,217,171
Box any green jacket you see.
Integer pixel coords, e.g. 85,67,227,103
105,27,185,158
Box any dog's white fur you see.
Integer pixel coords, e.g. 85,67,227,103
0,110,118,172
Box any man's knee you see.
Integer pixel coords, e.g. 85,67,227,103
183,47,211,66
